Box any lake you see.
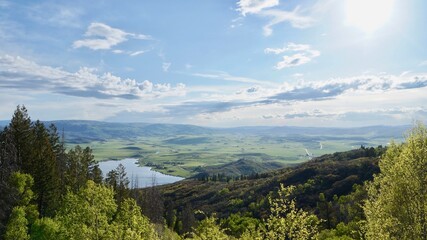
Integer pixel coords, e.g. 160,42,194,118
98,158,184,188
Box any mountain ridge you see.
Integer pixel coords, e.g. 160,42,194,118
0,119,412,142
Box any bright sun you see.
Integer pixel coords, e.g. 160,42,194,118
345,0,395,33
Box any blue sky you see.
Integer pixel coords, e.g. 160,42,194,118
1,0,427,127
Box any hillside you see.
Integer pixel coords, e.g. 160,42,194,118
157,146,384,220
191,158,286,179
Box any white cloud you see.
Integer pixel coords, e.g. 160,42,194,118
236,0,314,36
0,55,185,99
260,8,314,36
130,50,146,57
162,62,171,72
237,0,279,16
112,49,146,57
73,22,151,51
186,84,427,127
419,60,427,66
265,42,320,69
265,42,311,54
173,73,427,126
112,49,124,54
192,71,277,86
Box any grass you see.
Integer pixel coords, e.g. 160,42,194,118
67,133,396,178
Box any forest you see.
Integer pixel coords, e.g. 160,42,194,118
1,105,427,239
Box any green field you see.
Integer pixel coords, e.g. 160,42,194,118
73,133,395,178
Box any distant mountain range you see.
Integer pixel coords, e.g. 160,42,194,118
0,120,411,143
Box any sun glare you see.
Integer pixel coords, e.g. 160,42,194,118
345,0,395,33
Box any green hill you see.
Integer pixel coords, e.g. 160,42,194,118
157,146,384,220
191,158,286,179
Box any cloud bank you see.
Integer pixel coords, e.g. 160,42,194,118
0,55,185,99
136,73,427,124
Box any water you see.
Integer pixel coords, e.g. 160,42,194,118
98,158,184,188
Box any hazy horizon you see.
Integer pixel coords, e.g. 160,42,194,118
1,0,426,127
0,117,415,129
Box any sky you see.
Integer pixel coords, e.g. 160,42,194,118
1,0,427,127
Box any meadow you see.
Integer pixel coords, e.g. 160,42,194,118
79,133,394,178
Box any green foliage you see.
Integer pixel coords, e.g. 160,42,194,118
364,123,427,239
263,184,319,240
31,218,61,240
318,222,362,240
10,172,35,206
32,180,159,240
112,198,159,240
221,213,260,237
218,187,230,195
335,184,366,224
55,180,117,239
4,206,30,240
186,213,230,240
4,172,39,240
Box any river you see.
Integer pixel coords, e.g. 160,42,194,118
98,158,184,188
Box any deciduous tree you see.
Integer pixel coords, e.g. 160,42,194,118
364,123,427,239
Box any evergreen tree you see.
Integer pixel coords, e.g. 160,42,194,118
30,121,60,216
7,105,32,171
48,124,68,195
0,129,19,235
65,145,101,192
105,164,130,206
181,203,196,234
138,175,165,225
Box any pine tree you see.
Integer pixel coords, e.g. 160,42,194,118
48,124,68,195
7,105,32,171
105,164,130,206
0,128,19,235
65,145,101,192
30,121,60,216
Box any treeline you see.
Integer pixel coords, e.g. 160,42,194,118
0,106,162,239
1,106,101,227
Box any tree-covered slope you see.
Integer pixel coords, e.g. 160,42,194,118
158,146,384,221
191,158,286,179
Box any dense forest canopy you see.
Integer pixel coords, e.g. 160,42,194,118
1,105,427,239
